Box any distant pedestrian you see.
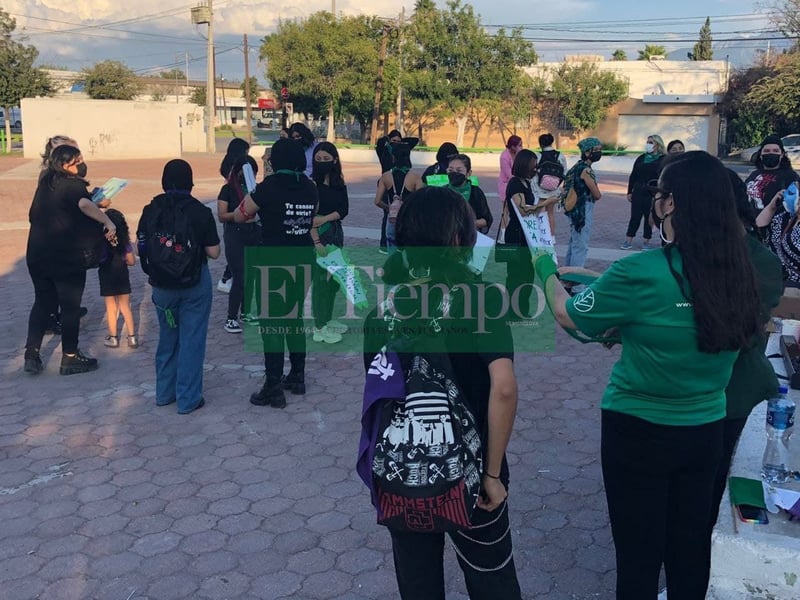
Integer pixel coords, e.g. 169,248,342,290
99,208,138,349
446,153,493,234
137,159,221,414
217,138,250,295
289,122,317,177
745,134,799,211
621,134,665,250
498,135,523,209
562,137,602,292
422,142,458,183
532,132,568,236
667,139,685,154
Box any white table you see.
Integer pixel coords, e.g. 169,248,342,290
708,334,800,600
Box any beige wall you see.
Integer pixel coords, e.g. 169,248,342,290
21,97,207,159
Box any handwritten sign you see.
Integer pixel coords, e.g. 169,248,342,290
510,202,557,263
316,247,369,310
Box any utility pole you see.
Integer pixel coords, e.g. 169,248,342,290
395,8,405,136
190,1,215,152
370,24,390,146
185,52,189,89
174,53,180,104
220,73,227,126
244,34,253,145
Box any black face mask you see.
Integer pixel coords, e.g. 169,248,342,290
589,151,602,163
313,161,334,181
761,154,781,169
447,172,467,187
76,162,88,178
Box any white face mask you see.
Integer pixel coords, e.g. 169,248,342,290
645,142,654,153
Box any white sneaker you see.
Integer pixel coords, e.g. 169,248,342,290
326,319,348,333
217,278,232,294
313,325,342,344
657,590,668,600
224,319,243,333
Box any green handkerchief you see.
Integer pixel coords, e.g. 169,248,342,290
728,476,767,508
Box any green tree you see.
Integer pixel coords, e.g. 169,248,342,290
536,62,628,132
0,9,53,151
689,17,713,60
159,68,186,80
261,12,388,141
637,44,667,60
189,86,206,106
745,53,800,129
83,60,140,100
151,90,165,102
611,49,627,61
240,76,259,105
404,0,537,146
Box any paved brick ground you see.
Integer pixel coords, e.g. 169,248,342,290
0,152,639,599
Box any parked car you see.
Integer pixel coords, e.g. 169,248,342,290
0,107,22,130
741,134,800,163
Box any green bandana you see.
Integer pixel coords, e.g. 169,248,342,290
447,183,472,203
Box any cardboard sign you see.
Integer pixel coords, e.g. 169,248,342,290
92,178,128,204
468,232,494,274
509,201,557,262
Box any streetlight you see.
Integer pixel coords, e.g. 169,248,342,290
191,1,215,154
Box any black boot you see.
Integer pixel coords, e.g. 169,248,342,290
59,350,98,376
24,348,43,375
250,379,287,408
281,372,306,395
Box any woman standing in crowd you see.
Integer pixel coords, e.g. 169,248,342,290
745,134,799,211
502,149,539,318
537,151,761,600
445,153,493,234
621,135,665,250
755,172,800,287
374,143,424,253
216,138,250,294
138,160,220,414
363,186,522,600
24,144,117,375
217,155,262,333
667,139,685,154
422,142,458,183
235,139,318,407
497,135,523,211
289,122,317,177
311,141,349,344
532,132,568,236
563,137,602,291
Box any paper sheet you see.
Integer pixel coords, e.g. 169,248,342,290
510,201,557,263
468,232,494,274
92,177,128,203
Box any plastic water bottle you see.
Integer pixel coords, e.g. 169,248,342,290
783,182,798,214
761,385,795,484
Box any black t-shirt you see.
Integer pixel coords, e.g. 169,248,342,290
316,183,349,219
504,176,534,246
362,275,514,479
745,167,800,210
467,186,493,234
137,195,220,265
27,175,96,275
627,154,664,200
253,174,318,247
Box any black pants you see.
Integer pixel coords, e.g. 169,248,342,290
708,416,748,532
223,224,261,320
380,209,388,248
625,195,653,239
601,410,723,600
504,252,535,318
312,260,340,328
260,252,312,383
389,501,521,600
26,267,87,355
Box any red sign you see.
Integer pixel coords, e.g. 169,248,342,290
257,98,275,110
281,87,289,100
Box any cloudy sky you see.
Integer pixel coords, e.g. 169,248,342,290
4,0,785,84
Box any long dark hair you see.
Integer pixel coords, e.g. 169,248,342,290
41,135,77,168
511,149,537,178
42,144,85,190
312,141,345,187
659,151,760,353
288,122,315,149
385,187,477,286
220,138,250,178
105,209,130,254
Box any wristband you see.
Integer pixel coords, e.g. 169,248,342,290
237,201,254,220
535,254,559,284
484,472,501,480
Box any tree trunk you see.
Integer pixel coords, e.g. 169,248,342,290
418,122,423,143
327,102,335,142
455,116,468,147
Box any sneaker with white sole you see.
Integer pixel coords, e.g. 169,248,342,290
620,241,633,250
224,319,243,333
104,335,119,348
217,278,232,294
313,325,342,344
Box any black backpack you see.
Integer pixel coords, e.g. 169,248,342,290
537,150,565,191
141,194,204,289
359,289,484,533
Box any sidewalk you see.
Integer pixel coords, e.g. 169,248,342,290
0,155,626,599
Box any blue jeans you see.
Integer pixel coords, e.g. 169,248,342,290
565,200,594,268
151,264,212,413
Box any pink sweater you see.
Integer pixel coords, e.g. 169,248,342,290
497,149,514,203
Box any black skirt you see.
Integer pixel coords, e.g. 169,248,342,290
99,253,132,296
